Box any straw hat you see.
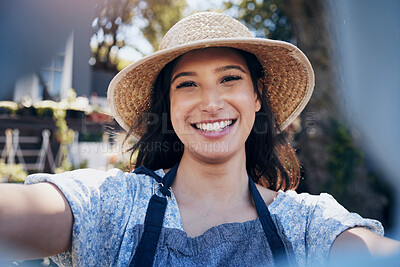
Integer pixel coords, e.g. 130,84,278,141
108,12,314,138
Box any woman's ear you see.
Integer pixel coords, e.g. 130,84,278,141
254,79,263,112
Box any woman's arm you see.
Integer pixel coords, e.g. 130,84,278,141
0,182,73,260
330,227,400,259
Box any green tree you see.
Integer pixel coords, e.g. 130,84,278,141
223,0,394,229
224,0,291,41
92,0,186,71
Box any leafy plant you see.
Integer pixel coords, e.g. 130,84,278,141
0,101,18,115
53,89,80,173
325,119,364,198
53,108,74,173
0,159,28,183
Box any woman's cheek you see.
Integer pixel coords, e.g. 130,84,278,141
170,99,191,136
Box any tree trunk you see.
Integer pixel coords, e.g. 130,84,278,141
282,0,338,193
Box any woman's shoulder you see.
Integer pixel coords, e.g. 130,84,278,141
266,188,353,225
24,168,160,210
255,183,279,206
269,189,337,211
268,188,384,237
256,185,323,211
25,167,159,187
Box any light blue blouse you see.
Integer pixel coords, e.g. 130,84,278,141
25,168,383,266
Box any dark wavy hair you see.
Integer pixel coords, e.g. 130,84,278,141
126,48,300,191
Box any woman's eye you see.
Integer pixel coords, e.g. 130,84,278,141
221,75,242,83
176,81,196,89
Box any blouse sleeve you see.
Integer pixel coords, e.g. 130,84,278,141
25,168,138,266
305,193,384,266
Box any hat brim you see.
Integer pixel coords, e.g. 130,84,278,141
108,37,314,139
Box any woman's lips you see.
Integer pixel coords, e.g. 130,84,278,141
192,119,235,132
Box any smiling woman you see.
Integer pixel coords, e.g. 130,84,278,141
1,11,399,267
131,46,299,192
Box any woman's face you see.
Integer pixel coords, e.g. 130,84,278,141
169,48,261,163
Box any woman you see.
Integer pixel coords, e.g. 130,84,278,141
0,12,399,266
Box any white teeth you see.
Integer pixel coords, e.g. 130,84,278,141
195,120,233,132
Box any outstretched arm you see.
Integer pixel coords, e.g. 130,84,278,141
330,227,400,259
0,182,73,260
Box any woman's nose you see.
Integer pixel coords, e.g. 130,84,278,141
198,86,224,113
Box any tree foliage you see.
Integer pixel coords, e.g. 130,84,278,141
91,0,186,71
224,0,291,41
224,0,394,228
325,119,364,198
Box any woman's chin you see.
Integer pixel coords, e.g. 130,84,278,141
183,141,240,164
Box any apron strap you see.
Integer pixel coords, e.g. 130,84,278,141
132,166,163,183
248,176,289,265
131,194,167,267
130,163,179,267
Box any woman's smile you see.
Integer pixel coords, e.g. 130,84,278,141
191,119,237,139
192,119,236,132
169,47,261,161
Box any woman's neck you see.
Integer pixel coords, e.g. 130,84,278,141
171,149,250,208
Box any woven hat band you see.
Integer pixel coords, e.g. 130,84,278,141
159,12,252,50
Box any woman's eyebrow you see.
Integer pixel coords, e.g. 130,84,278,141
171,72,196,84
215,65,247,74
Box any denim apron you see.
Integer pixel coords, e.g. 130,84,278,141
129,163,289,266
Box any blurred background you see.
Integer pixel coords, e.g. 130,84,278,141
0,0,399,265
